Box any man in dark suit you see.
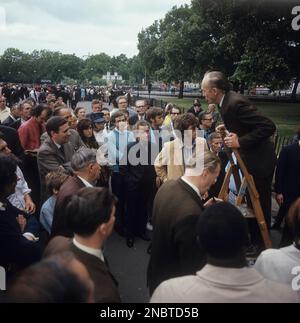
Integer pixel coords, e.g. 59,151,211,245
0,154,42,270
128,99,148,126
2,104,21,128
45,188,120,303
37,117,75,201
201,71,277,229
147,151,221,295
0,125,24,159
120,120,157,247
274,137,300,245
50,148,101,238
187,99,203,118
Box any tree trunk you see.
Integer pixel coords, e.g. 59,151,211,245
292,76,299,102
232,81,240,92
178,80,184,99
240,81,245,95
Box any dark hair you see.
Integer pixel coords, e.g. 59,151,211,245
197,203,249,259
5,252,91,303
287,198,300,241
199,111,212,123
174,113,199,136
46,117,68,137
204,71,231,93
135,120,151,129
31,104,52,118
0,153,17,196
171,106,182,114
111,111,126,124
92,99,102,107
77,119,99,150
0,131,5,140
193,99,202,106
74,107,85,117
146,107,163,123
53,107,69,117
66,187,116,237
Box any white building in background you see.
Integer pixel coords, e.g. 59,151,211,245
184,82,199,89
102,72,123,84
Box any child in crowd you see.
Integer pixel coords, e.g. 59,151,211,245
40,170,69,234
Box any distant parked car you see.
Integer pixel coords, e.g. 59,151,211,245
249,87,271,95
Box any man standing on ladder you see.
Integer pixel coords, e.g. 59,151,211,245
201,71,277,249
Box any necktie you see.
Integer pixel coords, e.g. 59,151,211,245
59,145,65,156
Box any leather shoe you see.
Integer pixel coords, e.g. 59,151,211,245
126,237,135,248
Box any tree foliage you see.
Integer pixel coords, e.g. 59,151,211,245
137,0,300,98
0,49,143,85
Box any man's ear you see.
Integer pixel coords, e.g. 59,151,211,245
97,223,107,236
202,169,209,178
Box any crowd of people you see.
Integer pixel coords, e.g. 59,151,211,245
0,71,299,303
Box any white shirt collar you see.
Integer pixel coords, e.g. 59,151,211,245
77,176,94,188
0,201,6,211
73,238,104,262
181,176,202,198
219,95,226,108
9,114,18,122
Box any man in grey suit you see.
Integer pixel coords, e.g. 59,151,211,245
37,117,74,202
147,150,221,295
40,107,84,151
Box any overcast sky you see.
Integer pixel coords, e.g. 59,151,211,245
0,0,189,58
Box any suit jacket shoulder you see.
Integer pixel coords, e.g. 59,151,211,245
44,236,121,303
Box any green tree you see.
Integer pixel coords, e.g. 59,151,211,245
80,53,112,82
138,20,164,84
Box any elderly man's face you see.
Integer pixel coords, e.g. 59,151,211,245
201,80,218,105
210,138,223,154
135,101,147,116
21,103,32,121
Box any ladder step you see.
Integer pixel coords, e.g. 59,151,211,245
236,205,256,219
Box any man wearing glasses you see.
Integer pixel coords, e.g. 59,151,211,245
187,99,203,118
111,96,137,120
129,100,148,126
162,106,181,140
199,112,214,141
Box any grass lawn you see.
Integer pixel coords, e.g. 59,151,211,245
154,97,300,137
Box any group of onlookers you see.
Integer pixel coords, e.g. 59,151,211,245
0,72,299,303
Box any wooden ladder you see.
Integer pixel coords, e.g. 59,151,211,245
218,136,272,249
